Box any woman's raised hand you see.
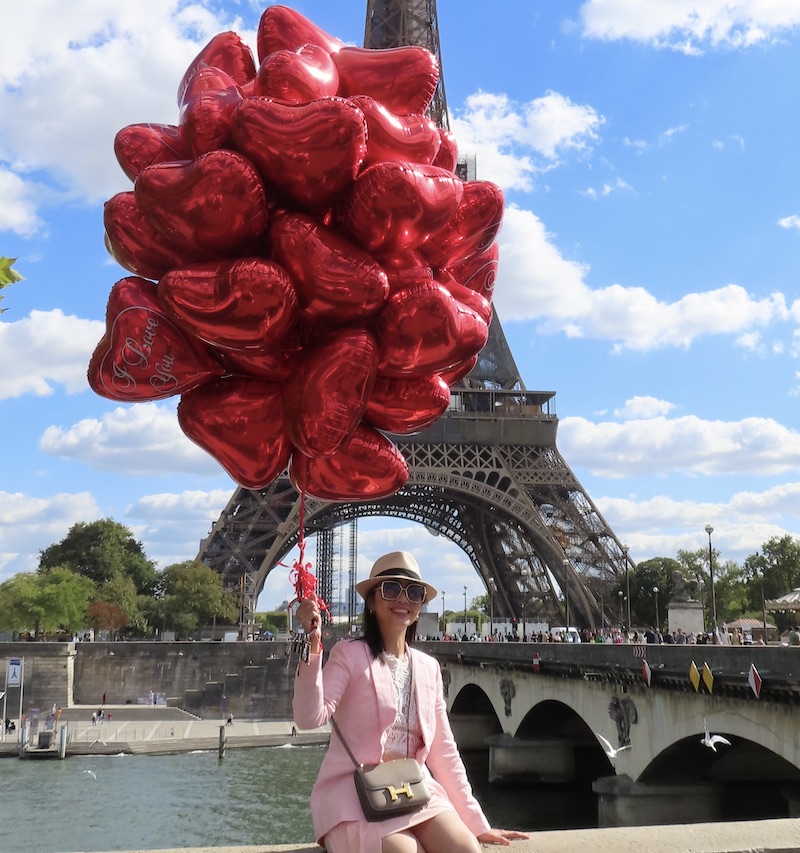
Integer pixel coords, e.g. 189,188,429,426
296,598,322,652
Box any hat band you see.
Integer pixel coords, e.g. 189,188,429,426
375,568,419,581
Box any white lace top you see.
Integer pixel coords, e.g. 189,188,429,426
381,652,423,759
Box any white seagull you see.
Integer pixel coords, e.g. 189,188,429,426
595,732,631,759
701,719,731,752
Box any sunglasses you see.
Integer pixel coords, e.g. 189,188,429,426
379,580,427,604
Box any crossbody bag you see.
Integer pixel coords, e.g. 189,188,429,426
330,654,431,822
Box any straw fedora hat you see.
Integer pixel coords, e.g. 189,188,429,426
355,551,438,601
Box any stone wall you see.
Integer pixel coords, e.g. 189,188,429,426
0,641,297,718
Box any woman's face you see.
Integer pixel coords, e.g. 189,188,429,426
371,580,425,637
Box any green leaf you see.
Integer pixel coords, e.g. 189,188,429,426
0,257,23,286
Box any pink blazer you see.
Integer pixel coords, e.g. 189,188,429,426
293,639,491,843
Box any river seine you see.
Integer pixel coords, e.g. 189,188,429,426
0,744,594,853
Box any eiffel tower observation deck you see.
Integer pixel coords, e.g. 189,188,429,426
196,0,633,634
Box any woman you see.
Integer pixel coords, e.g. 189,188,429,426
294,550,529,852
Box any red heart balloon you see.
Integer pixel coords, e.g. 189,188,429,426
114,124,188,182
375,250,434,295
421,180,504,269
289,423,409,501
135,150,269,260
158,258,298,351
257,5,343,62
232,96,366,212
177,31,256,105
435,271,492,325
179,67,244,158
446,242,499,302
439,355,478,386
333,46,439,116
178,375,292,490
364,373,450,434
87,276,224,402
217,344,299,383
374,281,489,376
342,161,463,254
283,329,377,459
269,212,388,326
347,96,440,167
104,192,200,281
433,128,458,172
255,43,339,104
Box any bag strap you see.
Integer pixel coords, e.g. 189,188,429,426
331,650,416,768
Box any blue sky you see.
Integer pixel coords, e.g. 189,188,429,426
4,0,800,611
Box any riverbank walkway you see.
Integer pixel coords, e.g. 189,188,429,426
0,705,329,756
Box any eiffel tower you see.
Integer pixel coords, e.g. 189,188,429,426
196,0,633,633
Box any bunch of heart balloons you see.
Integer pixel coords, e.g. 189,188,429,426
88,4,503,501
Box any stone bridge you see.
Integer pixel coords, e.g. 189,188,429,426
419,641,800,826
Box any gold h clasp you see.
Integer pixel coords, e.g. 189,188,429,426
386,782,414,801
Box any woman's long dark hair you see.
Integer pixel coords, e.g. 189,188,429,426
360,589,418,658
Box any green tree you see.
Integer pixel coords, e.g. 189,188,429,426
150,560,237,638
743,535,800,632
39,519,156,594
0,568,95,637
95,573,148,635
471,594,489,615
628,557,682,629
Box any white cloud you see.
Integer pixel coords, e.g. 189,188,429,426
581,176,633,199
0,490,101,580
614,396,676,419
494,206,790,350
451,90,603,192
39,401,226,477
560,413,800,478
578,0,800,54
778,214,800,230
0,2,255,221
0,170,44,236
0,309,104,399
125,488,237,568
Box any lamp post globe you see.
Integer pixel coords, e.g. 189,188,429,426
463,585,468,640
622,545,631,633
705,524,718,643
653,586,660,631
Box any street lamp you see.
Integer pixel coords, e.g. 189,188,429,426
520,568,530,641
653,586,660,631
618,590,624,626
622,545,631,631
705,524,718,643
463,584,468,639
441,590,446,637
562,559,570,631
488,579,497,639
759,568,768,645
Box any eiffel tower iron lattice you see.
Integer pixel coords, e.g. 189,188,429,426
196,0,633,635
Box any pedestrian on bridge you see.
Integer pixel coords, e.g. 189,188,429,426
294,550,529,853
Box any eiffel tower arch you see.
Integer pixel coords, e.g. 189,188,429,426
196,0,633,634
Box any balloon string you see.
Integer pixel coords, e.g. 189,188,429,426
286,485,330,618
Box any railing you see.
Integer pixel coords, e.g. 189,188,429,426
446,389,556,419
419,640,800,703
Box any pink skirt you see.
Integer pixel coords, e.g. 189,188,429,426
321,784,455,853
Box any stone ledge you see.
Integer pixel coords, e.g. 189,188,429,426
62,818,800,853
